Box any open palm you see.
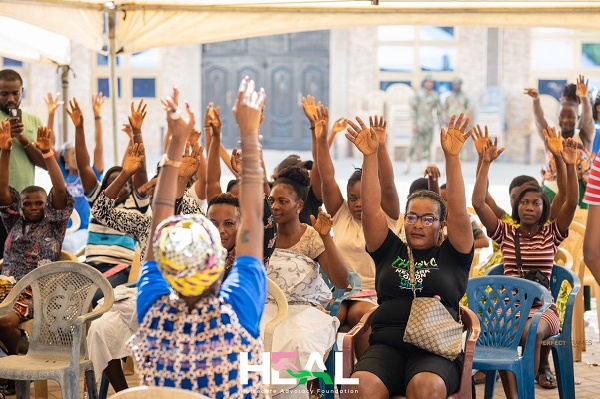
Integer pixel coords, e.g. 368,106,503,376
310,207,333,236
561,138,578,165
346,117,378,156
441,113,471,156
543,126,563,158
0,120,12,150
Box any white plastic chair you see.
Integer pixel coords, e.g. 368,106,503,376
264,277,288,353
0,261,114,399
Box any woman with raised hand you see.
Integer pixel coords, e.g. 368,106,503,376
313,104,399,358
472,127,578,398
348,114,474,399
0,122,74,379
128,78,267,398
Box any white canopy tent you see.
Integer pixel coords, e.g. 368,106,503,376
3,0,600,159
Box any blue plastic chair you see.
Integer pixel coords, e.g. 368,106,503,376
466,275,552,399
319,270,362,399
485,264,581,399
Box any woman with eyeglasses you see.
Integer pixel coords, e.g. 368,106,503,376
313,106,399,359
346,114,474,399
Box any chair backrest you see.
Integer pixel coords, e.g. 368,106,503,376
58,250,78,261
466,275,551,349
109,386,210,398
574,208,588,226
560,222,585,275
320,270,362,317
127,250,142,283
554,247,574,269
0,261,114,362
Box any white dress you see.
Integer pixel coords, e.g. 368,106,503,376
260,225,340,398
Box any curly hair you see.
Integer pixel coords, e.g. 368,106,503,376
405,190,447,222
274,166,310,201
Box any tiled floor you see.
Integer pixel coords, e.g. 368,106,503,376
7,309,600,398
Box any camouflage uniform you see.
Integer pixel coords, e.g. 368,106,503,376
409,88,442,161
444,91,471,125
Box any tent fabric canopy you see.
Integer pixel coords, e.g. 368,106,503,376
3,1,600,55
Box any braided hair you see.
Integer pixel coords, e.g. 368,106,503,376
405,190,447,222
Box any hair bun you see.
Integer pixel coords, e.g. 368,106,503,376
278,166,310,187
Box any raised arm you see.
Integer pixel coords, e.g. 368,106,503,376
92,92,105,173
576,75,594,150
104,143,144,201
545,126,567,220
314,105,344,217
177,141,202,199
371,115,400,220
424,164,441,195
312,207,350,289
472,124,505,218
472,138,505,235
66,98,97,195
328,117,347,149
233,77,266,261
441,114,473,253
524,88,549,143
44,91,63,159
128,100,149,190
0,120,13,206
584,203,600,284
35,126,67,210
555,138,579,234
302,95,323,201
145,98,195,262
346,117,386,251
206,103,223,201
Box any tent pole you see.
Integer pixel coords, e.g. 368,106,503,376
60,64,69,144
107,4,119,165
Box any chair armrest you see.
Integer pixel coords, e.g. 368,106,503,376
0,279,30,316
342,306,377,379
264,278,288,352
75,283,115,326
328,271,362,317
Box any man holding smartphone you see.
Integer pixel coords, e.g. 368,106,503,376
0,69,44,258
0,69,44,192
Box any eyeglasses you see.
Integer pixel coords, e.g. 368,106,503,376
404,213,438,226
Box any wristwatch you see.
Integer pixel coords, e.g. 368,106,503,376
158,153,182,168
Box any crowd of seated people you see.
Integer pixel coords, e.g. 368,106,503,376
2,71,600,399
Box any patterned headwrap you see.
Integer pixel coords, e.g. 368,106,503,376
153,214,226,297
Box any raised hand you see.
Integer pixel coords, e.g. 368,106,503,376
164,97,195,143
65,98,84,128
314,104,329,141
310,207,333,236
232,76,266,136
523,88,540,100
137,178,157,198
230,147,242,177
122,123,133,141
189,128,202,144
122,143,145,176
331,117,348,136
34,126,52,154
92,92,105,117
482,138,505,163
160,86,180,110
0,120,12,151
424,164,441,182
440,113,471,156
128,99,148,131
576,74,589,98
543,126,563,158
44,92,63,115
205,102,222,135
561,137,578,165
179,141,202,181
470,124,491,156
302,95,320,127
346,116,378,156
369,115,387,145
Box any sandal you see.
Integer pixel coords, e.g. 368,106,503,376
536,369,557,389
472,370,499,385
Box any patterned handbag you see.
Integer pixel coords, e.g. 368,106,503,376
403,247,463,361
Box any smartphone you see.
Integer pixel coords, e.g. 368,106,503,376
8,108,21,125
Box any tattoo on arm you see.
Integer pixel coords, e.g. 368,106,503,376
241,229,250,243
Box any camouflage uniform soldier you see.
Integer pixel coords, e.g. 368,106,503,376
444,78,472,125
406,75,442,174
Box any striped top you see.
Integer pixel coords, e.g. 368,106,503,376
584,152,600,205
489,220,567,281
84,182,150,266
